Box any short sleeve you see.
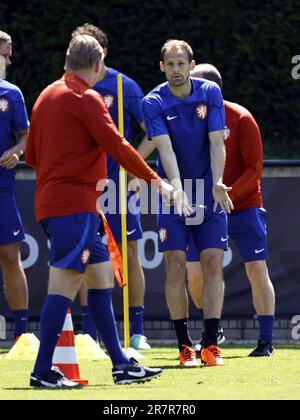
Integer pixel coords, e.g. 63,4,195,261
11,88,29,132
125,80,144,124
142,96,169,139
207,83,226,133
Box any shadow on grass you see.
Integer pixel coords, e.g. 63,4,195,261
223,355,247,360
153,364,199,370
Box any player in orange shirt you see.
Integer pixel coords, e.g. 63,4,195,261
187,64,275,357
26,35,175,388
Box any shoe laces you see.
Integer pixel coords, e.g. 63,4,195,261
181,345,196,360
207,345,221,358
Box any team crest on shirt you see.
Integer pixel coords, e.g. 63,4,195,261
195,103,208,120
103,94,114,109
81,249,91,264
159,228,168,243
224,127,230,140
0,98,9,112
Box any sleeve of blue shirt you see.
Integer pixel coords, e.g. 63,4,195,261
142,96,169,139
207,83,226,133
11,88,29,132
125,80,144,124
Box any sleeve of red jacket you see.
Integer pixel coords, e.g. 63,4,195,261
228,112,263,202
82,91,160,185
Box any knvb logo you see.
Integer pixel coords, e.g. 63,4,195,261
291,55,300,80
0,315,6,339
291,315,300,340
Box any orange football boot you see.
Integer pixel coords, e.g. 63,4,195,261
179,345,199,367
201,345,224,366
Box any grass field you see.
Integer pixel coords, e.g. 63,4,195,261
1,345,300,400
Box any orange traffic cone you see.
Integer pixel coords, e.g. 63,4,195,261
53,308,88,386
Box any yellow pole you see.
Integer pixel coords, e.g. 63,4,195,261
117,74,130,349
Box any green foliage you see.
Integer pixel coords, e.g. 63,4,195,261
1,0,300,157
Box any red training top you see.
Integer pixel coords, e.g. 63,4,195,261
223,100,263,212
26,73,160,221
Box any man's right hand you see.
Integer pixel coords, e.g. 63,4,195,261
173,189,195,217
155,180,194,217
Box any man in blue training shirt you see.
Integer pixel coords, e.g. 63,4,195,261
0,31,29,341
142,39,233,367
72,24,151,350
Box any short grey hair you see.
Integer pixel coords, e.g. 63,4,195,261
191,63,222,89
65,34,103,71
0,31,12,47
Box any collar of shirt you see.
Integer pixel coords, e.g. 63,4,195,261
62,72,91,89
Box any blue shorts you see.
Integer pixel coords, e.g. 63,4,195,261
187,207,268,262
0,190,25,246
40,213,109,273
228,208,268,262
105,192,143,243
158,206,228,253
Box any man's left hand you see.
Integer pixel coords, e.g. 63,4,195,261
0,148,21,169
212,182,234,213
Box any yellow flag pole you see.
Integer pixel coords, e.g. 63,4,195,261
117,74,130,349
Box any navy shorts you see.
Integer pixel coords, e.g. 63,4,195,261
104,191,143,243
158,206,228,253
0,190,25,246
40,213,109,273
228,208,268,262
187,207,268,262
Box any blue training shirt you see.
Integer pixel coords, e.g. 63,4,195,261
142,77,226,205
0,79,29,190
93,68,144,184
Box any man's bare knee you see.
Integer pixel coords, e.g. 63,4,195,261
127,241,138,258
246,260,269,283
84,261,114,290
48,267,82,300
201,250,223,277
165,251,187,287
0,243,20,266
165,252,186,273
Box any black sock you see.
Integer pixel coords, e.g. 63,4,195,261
173,318,193,351
203,318,220,348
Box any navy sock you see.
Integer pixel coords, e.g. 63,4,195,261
129,306,144,336
258,315,275,345
81,305,97,341
33,295,71,378
12,309,28,338
173,318,193,352
88,289,130,366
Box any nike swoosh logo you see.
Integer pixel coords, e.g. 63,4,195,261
127,229,136,236
221,237,227,242
128,367,146,378
166,115,178,121
13,230,21,236
255,248,265,254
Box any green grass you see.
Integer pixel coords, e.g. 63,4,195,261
1,345,300,400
